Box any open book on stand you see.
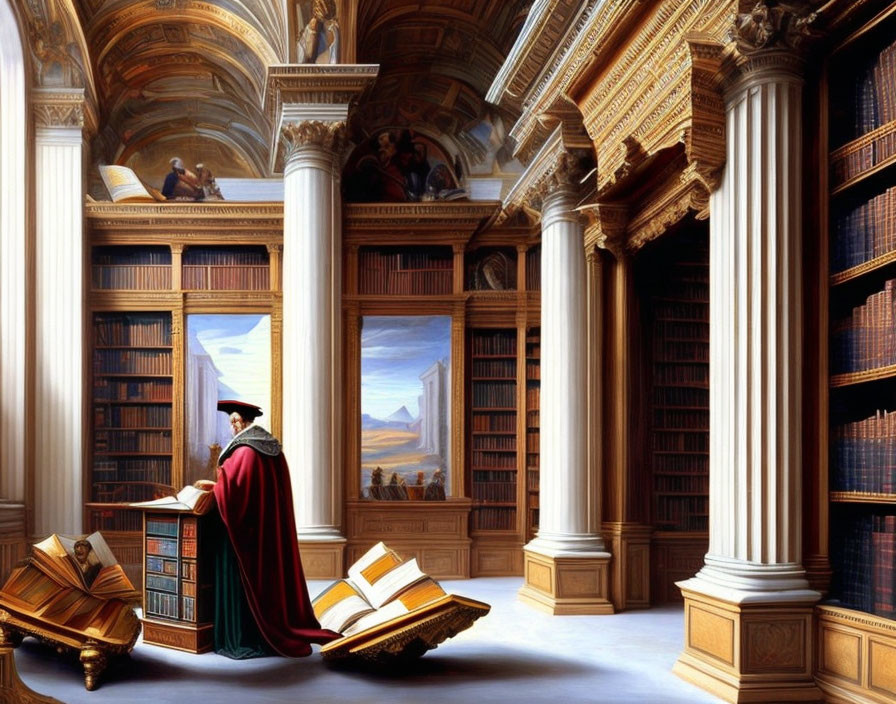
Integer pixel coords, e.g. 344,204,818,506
130,484,215,514
98,164,164,203
0,531,141,689
312,542,489,662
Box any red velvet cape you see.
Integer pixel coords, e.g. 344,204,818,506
214,444,340,656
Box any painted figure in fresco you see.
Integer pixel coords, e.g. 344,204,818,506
296,0,339,64
162,157,203,200
71,539,102,587
343,129,466,203
194,400,339,658
195,163,224,200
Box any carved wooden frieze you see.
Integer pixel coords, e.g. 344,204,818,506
578,1,732,196
32,89,89,130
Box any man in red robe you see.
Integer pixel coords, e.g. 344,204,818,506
205,400,339,658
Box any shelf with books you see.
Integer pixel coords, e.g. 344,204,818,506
525,328,540,542
139,510,214,652
468,329,518,536
90,312,174,534
637,225,709,603
358,245,453,295
182,245,270,290
525,245,541,291
824,7,896,635
831,492,896,504
91,246,172,290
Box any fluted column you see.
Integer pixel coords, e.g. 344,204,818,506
528,186,605,556
675,5,822,701
32,89,88,537
266,64,378,579
282,120,345,546
0,6,27,506
506,126,612,615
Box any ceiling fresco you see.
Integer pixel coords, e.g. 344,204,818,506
28,0,530,189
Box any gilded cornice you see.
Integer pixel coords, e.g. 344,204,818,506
486,0,582,115
581,202,629,256
344,202,501,241
579,1,732,195
626,165,710,251
503,122,593,220
85,202,284,237
265,64,379,173
32,88,98,135
507,0,636,159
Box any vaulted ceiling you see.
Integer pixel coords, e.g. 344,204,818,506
66,0,529,187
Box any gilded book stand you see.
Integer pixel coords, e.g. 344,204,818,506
0,534,141,691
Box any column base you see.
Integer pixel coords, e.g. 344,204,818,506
675,580,823,703
602,522,653,610
298,532,346,579
518,543,614,615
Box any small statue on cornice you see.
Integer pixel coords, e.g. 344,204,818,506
296,0,340,64
162,157,204,201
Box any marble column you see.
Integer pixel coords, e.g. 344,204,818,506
0,4,27,506
32,89,89,537
508,132,612,614
675,9,822,701
267,65,377,579
281,120,345,551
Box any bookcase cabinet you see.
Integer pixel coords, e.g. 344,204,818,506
85,202,283,585
814,5,896,701
342,203,538,578
139,510,214,653
636,223,709,604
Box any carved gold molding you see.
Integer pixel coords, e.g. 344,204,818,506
729,0,818,56
281,120,347,156
581,202,629,256
344,202,500,238
504,122,593,221
32,88,98,135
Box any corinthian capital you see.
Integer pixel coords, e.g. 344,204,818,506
282,120,347,155
729,1,818,56
504,123,593,220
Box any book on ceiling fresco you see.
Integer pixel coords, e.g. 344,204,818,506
98,164,164,203
312,541,490,662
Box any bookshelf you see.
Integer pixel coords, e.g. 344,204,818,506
140,511,214,653
85,203,284,588
92,246,171,290
639,226,709,603
526,244,541,292
815,7,896,701
525,328,540,542
358,245,453,295
89,312,174,533
182,245,270,290
826,7,896,621
468,329,518,533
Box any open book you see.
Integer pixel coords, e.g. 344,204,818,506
0,531,141,648
313,542,490,661
98,164,164,203
130,484,215,515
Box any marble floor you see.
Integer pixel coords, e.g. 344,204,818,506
11,577,724,704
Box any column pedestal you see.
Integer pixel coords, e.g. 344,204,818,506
519,546,612,615
675,585,820,704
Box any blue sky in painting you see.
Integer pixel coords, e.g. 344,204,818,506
188,314,271,413
361,315,451,420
